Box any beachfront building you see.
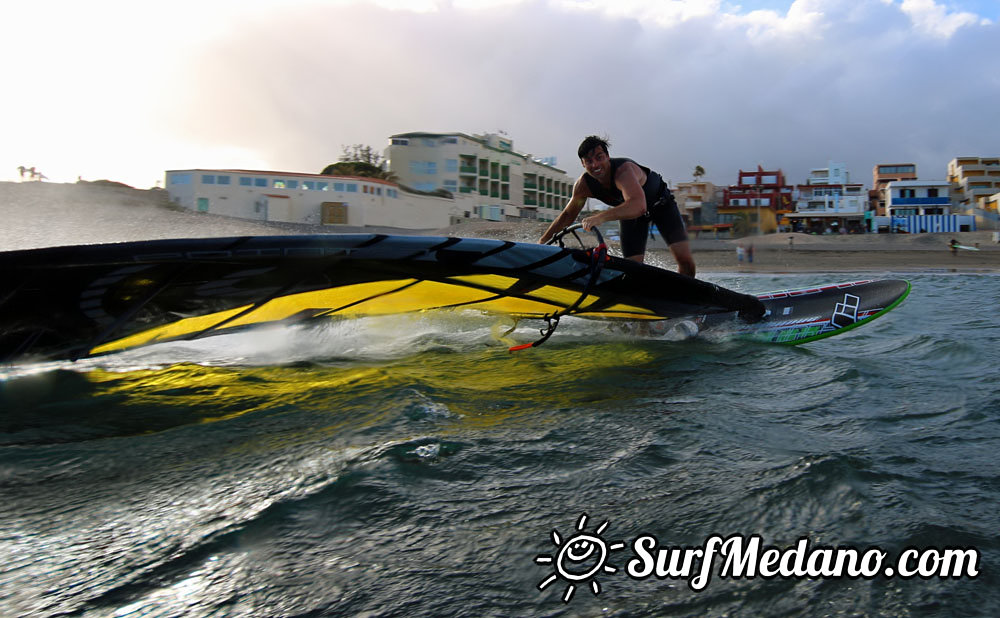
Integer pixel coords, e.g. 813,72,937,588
789,162,867,234
948,157,1000,211
873,180,975,233
674,180,727,237
870,163,917,216
886,180,952,216
948,157,1000,229
719,166,794,235
164,169,462,230
385,132,572,223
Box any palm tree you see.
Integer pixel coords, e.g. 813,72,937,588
693,165,705,182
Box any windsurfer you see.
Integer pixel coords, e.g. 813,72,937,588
540,135,766,322
540,135,693,276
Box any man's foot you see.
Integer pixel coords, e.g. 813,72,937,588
737,295,767,323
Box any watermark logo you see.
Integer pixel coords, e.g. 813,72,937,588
533,517,981,604
534,513,625,603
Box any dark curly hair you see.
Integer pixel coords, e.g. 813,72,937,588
577,135,610,159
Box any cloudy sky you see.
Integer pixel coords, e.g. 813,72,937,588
2,0,997,189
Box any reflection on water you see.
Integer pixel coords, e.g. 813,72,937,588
2,274,999,616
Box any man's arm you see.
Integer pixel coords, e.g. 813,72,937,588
539,176,590,244
581,162,647,231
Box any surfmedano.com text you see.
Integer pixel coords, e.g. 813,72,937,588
626,534,980,591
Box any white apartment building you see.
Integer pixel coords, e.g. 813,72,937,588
385,132,573,223
790,162,867,233
164,169,461,230
871,180,975,233
885,180,952,216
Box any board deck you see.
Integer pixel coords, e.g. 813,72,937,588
688,279,911,345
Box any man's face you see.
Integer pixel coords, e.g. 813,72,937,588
581,147,610,181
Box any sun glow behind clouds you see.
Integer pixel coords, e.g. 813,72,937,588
0,0,995,189
0,0,290,187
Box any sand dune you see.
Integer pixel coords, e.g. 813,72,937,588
2,181,996,273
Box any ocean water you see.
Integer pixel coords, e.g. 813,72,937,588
1,272,998,617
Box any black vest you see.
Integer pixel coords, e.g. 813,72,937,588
583,157,665,207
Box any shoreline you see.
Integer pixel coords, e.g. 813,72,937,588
649,247,1000,274
1,180,997,274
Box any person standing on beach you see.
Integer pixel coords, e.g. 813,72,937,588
539,135,695,277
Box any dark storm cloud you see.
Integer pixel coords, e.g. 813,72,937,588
167,0,999,185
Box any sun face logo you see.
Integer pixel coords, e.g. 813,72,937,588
535,513,625,603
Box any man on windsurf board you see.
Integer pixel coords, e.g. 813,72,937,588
540,135,766,322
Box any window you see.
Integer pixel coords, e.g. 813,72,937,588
254,178,267,187
446,159,458,173
316,182,328,191
170,173,192,185
422,138,436,147
391,138,409,145
217,175,231,185
443,179,458,192
409,161,438,175
928,188,939,198
239,177,253,186
273,180,286,189
346,184,358,192
376,187,382,196
202,175,216,184
287,180,298,189
303,181,315,190
441,137,458,144
334,182,345,192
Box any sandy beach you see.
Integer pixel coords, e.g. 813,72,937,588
1,180,997,273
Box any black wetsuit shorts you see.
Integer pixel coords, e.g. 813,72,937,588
619,188,687,258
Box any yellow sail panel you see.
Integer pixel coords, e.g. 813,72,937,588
90,305,252,355
447,274,521,292
226,279,419,326
460,295,565,316
523,285,614,312
331,280,497,315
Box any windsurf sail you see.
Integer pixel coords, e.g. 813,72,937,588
0,233,760,362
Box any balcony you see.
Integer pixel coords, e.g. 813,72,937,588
460,165,478,175
892,197,951,206
524,181,537,189
460,186,476,194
